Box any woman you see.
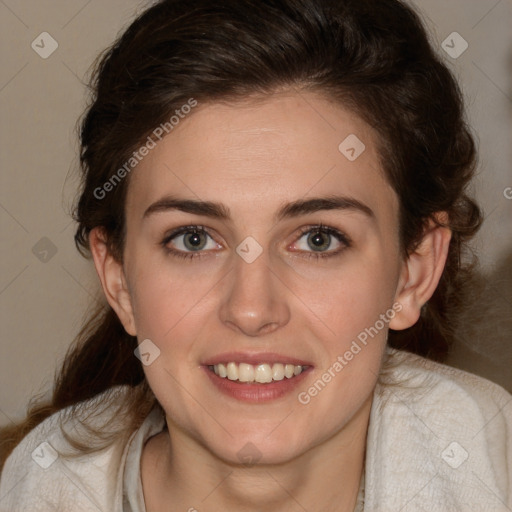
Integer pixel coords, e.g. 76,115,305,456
1,0,510,510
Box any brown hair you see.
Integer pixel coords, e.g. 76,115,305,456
0,0,481,471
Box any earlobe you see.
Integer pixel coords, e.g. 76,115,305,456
390,215,452,331
89,228,137,336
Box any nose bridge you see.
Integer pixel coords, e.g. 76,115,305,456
219,246,290,336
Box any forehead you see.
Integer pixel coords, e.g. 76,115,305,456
126,90,397,224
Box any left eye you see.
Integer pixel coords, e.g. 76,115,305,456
291,226,350,255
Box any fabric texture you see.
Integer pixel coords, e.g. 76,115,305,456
0,348,510,511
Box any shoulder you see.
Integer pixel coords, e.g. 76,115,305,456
394,346,508,389
381,348,511,438
0,385,139,512
364,348,512,511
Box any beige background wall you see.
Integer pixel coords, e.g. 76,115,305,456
1,0,511,427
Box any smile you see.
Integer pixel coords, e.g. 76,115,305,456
208,362,308,384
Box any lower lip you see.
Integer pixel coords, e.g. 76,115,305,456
202,366,312,402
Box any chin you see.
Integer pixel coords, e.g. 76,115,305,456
205,428,309,467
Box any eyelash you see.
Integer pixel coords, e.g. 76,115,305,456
160,223,351,261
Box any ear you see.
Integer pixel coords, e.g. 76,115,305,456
389,214,452,330
89,227,137,336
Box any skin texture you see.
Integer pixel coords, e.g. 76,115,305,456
90,90,451,511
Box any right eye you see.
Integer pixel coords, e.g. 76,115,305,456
161,225,222,260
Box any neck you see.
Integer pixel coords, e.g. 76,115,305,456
141,395,371,512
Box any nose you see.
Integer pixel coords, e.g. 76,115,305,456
218,248,290,337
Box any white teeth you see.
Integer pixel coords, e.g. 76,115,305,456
255,364,273,383
272,363,285,381
210,362,306,383
227,362,238,381
284,364,295,378
238,363,254,382
217,363,227,378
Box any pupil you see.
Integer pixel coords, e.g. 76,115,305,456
309,231,329,251
185,232,204,250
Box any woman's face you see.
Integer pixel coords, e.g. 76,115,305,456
119,90,406,464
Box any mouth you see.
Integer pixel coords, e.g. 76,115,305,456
202,353,313,402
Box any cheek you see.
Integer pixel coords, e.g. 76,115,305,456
127,262,218,416
300,257,398,343
128,255,221,342
292,263,393,437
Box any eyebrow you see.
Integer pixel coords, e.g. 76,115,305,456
142,195,374,222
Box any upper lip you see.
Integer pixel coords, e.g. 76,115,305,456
202,352,313,367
